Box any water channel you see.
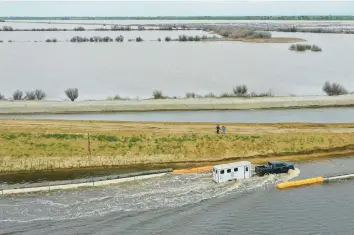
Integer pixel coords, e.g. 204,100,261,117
1,107,353,123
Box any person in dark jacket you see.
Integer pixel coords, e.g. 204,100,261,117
216,124,220,134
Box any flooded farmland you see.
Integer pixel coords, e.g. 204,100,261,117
2,19,354,235
1,20,354,100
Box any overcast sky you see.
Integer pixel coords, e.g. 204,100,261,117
0,1,353,17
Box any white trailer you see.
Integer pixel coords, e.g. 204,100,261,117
212,161,252,183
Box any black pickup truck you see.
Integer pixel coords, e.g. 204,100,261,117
255,161,295,176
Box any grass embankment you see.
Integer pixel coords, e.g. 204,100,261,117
1,120,354,173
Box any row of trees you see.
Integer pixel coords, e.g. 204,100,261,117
0,88,79,101
41,35,212,43
0,82,349,102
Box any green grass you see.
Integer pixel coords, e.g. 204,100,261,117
1,121,354,172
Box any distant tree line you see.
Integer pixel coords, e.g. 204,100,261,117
0,82,350,102
0,25,197,32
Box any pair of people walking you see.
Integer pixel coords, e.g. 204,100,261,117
216,124,226,135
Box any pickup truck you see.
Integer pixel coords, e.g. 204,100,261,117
255,161,295,176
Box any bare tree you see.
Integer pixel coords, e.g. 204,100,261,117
185,92,196,98
35,89,46,100
152,90,164,99
233,85,248,96
12,90,23,100
25,91,36,100
65,88,79,101
0,93,5,100
323,81,348,96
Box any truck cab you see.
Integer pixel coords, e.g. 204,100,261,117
255,161,295,176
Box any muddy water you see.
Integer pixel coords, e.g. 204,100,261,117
1,157,354,234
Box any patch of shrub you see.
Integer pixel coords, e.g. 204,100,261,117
188,36,195,41
178,35,188,42
41,133,85,140
152,90,164,99
165,36,171,42
2,26,13,31
136,37,143,42
65,88,79,101
0,93,5,100
102,36,113,42
289,44,321,52
185,92,197,98
249,90,274,97
159,26,173,30
74,26,85,31
204,92,216,98
115,35,124,42
70,36,89,42
107,94,124,100
219,92,233,98
233,85,248,96
92,135,120,142
158,37,161,42
311,44,322,52
12,90,23,100
322,81,348,96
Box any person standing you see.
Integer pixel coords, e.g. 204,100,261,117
216,124,220,134
222,126,226,135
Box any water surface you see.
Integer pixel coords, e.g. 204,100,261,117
1,156,354,234
1,107,353,123
1,22,354,100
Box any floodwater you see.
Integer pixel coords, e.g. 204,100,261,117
1,107,354,123
1,156,354,234
1,21,354,100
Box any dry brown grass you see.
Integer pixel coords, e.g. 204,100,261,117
1,119,354,172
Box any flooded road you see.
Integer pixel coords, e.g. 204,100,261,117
1,157,354,234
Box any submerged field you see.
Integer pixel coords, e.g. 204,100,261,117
1,119,354,172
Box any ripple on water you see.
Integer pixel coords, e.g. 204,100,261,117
0,170,299,224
